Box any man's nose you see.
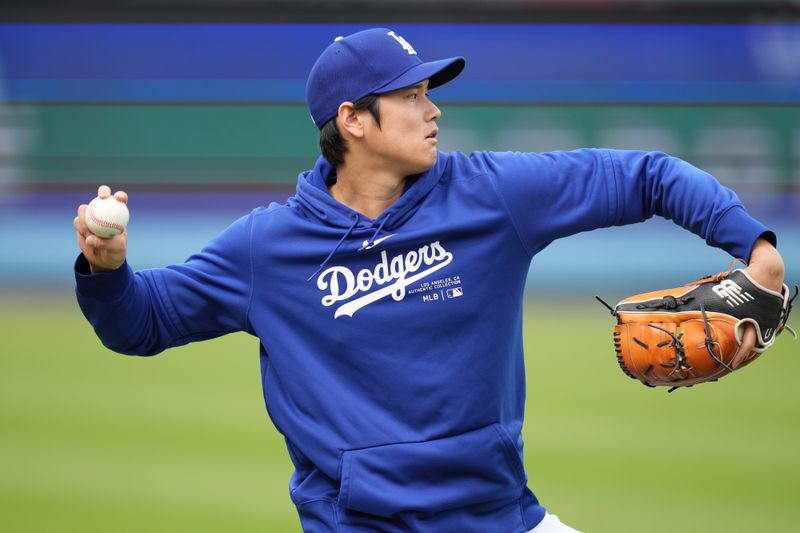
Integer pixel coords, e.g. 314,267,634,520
429,101,441,121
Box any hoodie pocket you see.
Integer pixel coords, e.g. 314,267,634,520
337,423,526,517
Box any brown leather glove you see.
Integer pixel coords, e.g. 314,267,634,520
598,266,796,392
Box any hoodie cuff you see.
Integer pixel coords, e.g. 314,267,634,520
709,205,776,263
74,254,134,301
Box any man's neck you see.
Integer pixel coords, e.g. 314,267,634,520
330,163,408,220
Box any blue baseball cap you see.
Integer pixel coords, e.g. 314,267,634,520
306,28,465,129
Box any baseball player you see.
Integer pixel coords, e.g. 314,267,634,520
73,28,786,532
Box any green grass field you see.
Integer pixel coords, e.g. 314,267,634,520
2,292,798,532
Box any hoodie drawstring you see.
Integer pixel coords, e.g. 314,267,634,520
307,215,360,282
364,213,391,249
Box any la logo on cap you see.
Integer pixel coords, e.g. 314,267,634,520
387,31,416,55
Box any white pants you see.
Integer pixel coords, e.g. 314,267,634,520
527,513,583,533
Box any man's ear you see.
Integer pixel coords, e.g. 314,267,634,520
337,102,365,139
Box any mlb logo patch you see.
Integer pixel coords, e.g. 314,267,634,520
446,287,463,299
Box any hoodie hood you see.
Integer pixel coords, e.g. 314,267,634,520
293,153,447,232
294,153,448,281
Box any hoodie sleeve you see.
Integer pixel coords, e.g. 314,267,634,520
74,212,255,356
479,149,774,261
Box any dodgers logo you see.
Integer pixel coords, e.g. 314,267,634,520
387,31,417,55
317,241,453,318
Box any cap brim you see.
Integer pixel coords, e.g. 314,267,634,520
374,56,465,94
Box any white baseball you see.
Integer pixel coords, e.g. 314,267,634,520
85,196,130,238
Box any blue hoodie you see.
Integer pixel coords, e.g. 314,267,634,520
75,149,771,532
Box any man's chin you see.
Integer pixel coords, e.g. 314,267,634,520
415,152,439,174
398,151,438,178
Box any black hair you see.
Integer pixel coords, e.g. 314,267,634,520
319,94,381,168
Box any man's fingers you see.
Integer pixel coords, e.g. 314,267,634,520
84,233,120,249
731,324,757,369
96,185,128,204
75,205,89,233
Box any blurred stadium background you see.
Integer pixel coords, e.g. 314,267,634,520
1,1,798,532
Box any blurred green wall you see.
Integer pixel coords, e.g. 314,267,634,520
7,104,798,188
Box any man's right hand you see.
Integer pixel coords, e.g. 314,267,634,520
74,185,129,273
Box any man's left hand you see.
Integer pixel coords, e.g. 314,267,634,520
733,237,786,368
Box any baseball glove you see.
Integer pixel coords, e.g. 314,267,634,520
597,265,796,392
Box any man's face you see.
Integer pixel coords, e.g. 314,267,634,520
359,79,441,176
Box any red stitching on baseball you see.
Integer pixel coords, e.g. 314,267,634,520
88,204,125,233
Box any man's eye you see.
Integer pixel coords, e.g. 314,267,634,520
408,93,418,100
